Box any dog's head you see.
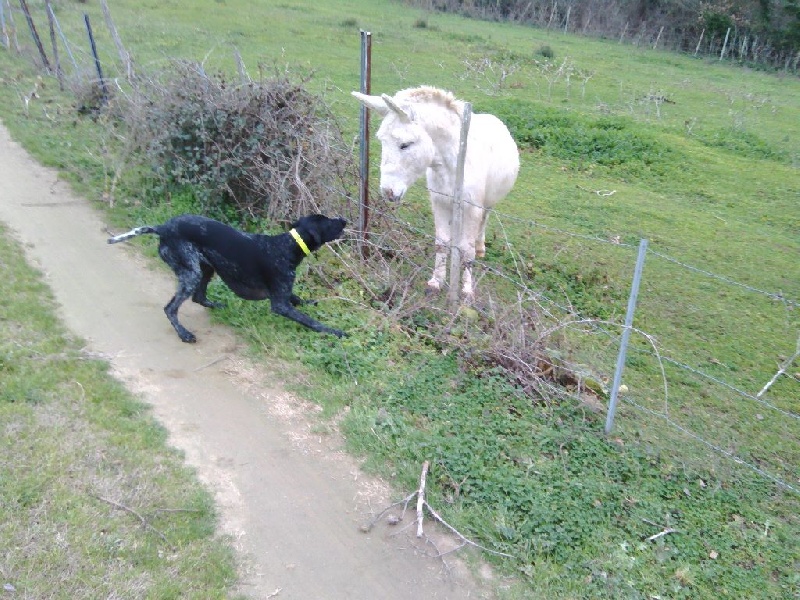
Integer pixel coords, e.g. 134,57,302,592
292,214,347,251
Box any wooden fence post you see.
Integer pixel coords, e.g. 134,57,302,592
447,102,471,308
720,27,731,60
653,26,664,50
18,0,51,72
43,0,62,89
694,28,705,56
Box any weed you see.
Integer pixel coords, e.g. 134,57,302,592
537,44,555,58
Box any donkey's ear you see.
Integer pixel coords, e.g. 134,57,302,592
351,91,390,116
381,93,412,123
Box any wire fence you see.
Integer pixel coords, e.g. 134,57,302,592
343,181,799,496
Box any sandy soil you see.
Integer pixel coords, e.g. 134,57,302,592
0,120,496,599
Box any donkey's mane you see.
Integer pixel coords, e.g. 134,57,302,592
395,86,464,116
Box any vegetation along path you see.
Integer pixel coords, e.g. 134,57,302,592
0,120,492,598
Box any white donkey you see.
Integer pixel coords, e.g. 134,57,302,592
352,86,519,299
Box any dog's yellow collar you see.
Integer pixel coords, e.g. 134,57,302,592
289,228,311,256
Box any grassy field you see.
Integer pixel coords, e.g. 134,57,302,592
0,0,798,598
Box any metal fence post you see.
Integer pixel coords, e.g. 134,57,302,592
19,0,51,72
84,13,108,104
605,238,648,434
357,29,372,258
447,102,471,308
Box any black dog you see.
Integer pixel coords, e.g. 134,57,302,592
108,214,347,342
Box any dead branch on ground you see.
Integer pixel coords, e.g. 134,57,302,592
360,461,514,562
94,494,175,549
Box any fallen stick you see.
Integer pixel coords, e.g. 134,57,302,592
361,462,514,560
416,460,428,538
646,527,678,542
642,518,679,542
193,355,229,372
94,494,174,549
756,334,799,398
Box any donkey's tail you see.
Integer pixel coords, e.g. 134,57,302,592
107,226,158,244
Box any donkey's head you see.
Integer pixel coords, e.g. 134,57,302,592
352,91,436,202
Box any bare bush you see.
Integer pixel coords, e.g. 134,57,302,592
110,61,357,222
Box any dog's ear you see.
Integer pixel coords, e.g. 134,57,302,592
305,224,325,249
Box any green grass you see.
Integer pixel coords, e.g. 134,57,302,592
0,223,240,597
1,0,798,597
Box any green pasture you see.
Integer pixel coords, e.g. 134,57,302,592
0,0,798,597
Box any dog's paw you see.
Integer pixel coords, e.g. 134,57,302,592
330,328,346,338
179,331,197,343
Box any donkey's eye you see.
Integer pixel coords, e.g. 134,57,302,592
399,142,413,150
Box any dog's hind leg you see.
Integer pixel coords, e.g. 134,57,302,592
159,244,203,343
164,276,201,343
271,301,345,338
192,261,225,309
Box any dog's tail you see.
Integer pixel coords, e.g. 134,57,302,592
107,226,158,244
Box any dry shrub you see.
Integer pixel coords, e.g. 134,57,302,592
114,61,356,222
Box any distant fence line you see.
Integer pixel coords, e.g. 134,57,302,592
407,0,800,72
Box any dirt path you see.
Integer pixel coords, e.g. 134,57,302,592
0,120,494,599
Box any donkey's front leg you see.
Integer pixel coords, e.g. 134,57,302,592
459,204,484,301
427,242,449,292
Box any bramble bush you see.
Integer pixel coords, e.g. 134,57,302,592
110,62,357,223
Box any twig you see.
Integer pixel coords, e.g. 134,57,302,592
642,517,679,541
422,500,514,558
360,462,515,560
416,460,429,537
576,185,616,196
193,355,229,372
359,492,416,533
94,494,174,549
645,527,678,542
756,334,800,398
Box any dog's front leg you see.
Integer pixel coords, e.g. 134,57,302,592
165,295,197,343
271,301,345,338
